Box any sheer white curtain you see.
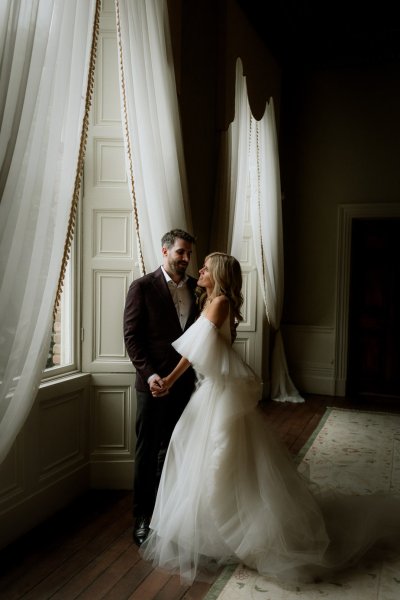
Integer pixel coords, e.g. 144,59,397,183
115,0,194,273
0,0,97,464
230,59,303,403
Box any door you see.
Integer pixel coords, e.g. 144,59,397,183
347,218,400,398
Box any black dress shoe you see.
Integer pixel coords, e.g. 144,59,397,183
133,516,150,546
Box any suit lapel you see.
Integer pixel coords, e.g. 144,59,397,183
151,267,199,333
151,267,181,329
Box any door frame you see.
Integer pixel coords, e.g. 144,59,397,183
334,203,400,396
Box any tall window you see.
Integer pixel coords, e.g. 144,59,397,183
45,229,79,376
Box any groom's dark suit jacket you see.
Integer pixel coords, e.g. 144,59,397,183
123,266,198,392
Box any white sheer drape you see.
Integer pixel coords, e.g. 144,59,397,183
0,0,97,464
230,59,303,403
115,0,193,273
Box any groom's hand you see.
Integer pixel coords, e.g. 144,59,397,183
150,375,169,397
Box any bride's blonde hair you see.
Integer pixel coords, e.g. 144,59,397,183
198,252,243,323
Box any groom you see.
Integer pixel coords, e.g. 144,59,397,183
123,229,198,546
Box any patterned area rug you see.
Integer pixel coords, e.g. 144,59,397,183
204,408,400,600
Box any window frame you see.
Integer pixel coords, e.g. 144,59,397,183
42,201,82,381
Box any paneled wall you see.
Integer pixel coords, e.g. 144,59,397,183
82,0,136,488
233,220,265,381
0,374,90,549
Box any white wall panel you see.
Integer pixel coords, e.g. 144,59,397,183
101,0,115,17
95,34,121,125
282,324,335,395
94,138,127,186
94,210,132,258
90,374,135,489
38,392,85,482
91,386,131,456
234,201,265,378
240,269,257,331
94,271,129,360
0,441,24,508
233,336,254,366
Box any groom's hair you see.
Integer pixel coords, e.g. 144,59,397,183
161,229,196,248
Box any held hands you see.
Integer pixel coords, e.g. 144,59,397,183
149,375,168,397
150,357,189,397
150,374,173,397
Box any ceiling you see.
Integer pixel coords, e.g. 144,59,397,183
237,0,400,69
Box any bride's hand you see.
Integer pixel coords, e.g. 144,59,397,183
162,376,172,390
159,358,189,393
152,376,174,397
150,375,168,397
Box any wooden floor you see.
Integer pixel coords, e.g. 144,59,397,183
1,393,399,600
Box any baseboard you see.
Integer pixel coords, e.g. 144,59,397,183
282,325,337,396
291,363,336,396
90,460,134,490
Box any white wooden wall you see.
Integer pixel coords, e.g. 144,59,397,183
82,0,137,489
0,374,91,549
234,222,265,382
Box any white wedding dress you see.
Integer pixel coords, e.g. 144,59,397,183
141,313,400,584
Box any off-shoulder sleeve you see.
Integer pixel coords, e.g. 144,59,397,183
172,316,258,382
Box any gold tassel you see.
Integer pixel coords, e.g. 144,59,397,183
53,0,102,320
115,0,146,276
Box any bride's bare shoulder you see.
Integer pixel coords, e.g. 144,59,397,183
205,295,229,328
213,294,229,307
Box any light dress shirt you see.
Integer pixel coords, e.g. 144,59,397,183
161,266,191,330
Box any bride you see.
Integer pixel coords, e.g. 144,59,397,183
140,252,400,585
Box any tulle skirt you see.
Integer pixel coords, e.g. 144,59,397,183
140,317,400,584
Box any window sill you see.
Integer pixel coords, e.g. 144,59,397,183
37,371,91,400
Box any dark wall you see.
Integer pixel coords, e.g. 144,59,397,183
280,65,400,326
168,0,281,263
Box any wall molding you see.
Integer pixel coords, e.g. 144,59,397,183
282,324,335,395
0,374,90,550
